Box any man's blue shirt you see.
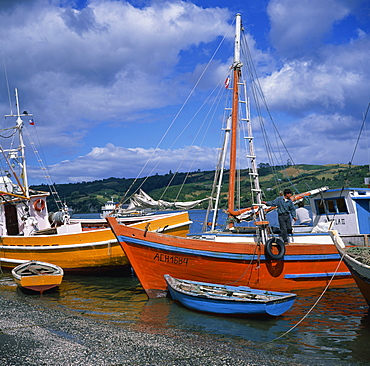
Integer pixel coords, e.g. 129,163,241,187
266,196,296,219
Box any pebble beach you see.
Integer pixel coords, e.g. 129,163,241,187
0,287,316,366
1,273,369,366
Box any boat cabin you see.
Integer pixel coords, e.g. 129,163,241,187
0,174,65,236
310,187,370,236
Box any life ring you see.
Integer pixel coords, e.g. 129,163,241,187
265,238,286,260
33,199,45,212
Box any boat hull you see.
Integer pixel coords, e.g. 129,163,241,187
346,260,370,306
107,217,354,298
12,261,64,294
331,231,370,306
165,275,296,316
1,212,191,274
14,275,63,293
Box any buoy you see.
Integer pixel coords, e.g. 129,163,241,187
33,199,45,212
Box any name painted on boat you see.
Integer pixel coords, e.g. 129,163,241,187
326,218,346,225
153,253,188,265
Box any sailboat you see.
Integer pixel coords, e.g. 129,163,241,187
107,13,353,297
0,89,191,274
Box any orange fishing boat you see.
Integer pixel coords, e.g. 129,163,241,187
107,14,353,297
107,217,352,297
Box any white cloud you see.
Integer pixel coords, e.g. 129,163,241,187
281,113,367,165
259,1,370,117
267,0,350,58
0,0,231,151
259,61,359,111
27,143,219,183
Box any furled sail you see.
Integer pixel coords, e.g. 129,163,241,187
118,189,209,214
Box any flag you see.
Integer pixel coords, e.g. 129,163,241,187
224,77,230,89
29,119,34,125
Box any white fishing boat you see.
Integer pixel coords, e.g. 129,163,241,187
331,230,370,306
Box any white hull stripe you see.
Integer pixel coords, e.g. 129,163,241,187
0,239,117,251
0,257,29,264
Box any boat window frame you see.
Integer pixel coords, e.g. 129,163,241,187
314,196,348,215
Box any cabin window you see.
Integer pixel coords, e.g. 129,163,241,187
336,197,348,213
314,197,348,215
327,200,336,213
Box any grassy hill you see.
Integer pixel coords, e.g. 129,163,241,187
31,164,370,214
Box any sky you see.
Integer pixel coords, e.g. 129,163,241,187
0,0,369,184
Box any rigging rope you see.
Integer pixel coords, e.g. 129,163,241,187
118,19,236,208
24,125,64,210
161,77,228,202
326,102,370,224
240,31,311,196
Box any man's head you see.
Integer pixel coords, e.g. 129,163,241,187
283,188,293,198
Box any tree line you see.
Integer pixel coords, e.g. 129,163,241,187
30,164,370,214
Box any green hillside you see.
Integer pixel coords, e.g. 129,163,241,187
31,164,370,214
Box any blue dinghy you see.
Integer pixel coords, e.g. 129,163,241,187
164,274,296,316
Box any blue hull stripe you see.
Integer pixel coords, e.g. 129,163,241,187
284,272,351,279
118,235,341,262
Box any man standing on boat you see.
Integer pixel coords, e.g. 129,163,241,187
263,189,297,245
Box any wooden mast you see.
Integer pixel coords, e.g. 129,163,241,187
226,14,267,240
227,14,242,224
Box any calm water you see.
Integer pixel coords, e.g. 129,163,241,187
1,210,369,365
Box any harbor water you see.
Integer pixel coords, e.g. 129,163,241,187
0,209,369,365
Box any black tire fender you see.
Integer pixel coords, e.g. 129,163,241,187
265,238,286,260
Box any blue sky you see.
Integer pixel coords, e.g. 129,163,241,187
0,0,369,184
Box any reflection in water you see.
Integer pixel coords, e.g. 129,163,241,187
1,270,370,364
50,274,148,324
283,286,370,363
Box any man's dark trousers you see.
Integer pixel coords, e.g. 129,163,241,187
278,212,292,243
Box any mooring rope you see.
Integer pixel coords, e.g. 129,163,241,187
262,250,345,345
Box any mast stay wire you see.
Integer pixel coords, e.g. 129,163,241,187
239,35,285,192
327,102,370,223
240,31,310,195
23,125,64,211
159,77,229,203
118,17,237,206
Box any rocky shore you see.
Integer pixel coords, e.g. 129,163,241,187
0,286,314,366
